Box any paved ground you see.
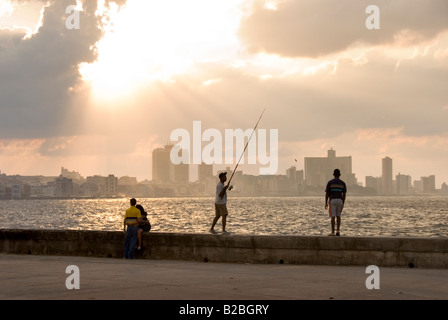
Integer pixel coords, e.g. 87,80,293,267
1,253,447,301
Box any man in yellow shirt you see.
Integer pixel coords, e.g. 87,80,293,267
123,198,142,259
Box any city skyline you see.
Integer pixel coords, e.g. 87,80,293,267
1,1,447,188
1,155,446,199
1,148,445,190
1,143,446,187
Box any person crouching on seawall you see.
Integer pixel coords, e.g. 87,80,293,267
210,172,233,234
325,169,347,236
123,198,143,259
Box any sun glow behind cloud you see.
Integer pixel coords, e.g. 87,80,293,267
79,0,244,102
0,0,14,16
1,0,448,184
0,0,46,38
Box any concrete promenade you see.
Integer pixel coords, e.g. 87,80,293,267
2,229,448,268
1,253,447,300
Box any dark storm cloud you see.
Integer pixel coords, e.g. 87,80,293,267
0,0,125,139
238,0,448,58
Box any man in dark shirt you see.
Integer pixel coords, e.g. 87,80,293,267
325,169,347,236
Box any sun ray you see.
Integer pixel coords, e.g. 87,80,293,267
79,0,244,102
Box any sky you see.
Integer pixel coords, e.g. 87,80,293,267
1,0,447,186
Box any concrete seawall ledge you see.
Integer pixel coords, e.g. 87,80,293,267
1,229,447,268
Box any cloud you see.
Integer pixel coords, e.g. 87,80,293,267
154,45,447,143
0,137,44,158
0,0,124,139
0,133,159,178
238,0,448,58
1,0,447,183
0,26,27,48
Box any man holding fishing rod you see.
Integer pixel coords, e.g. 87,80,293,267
209,109,265,235
210,172,233,234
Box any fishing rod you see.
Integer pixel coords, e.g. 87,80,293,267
226,109,266,187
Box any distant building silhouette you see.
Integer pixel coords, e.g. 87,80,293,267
286,166,304,193
55,175,73,197
105,174,118,195
421,175,436,194
152,144,173,182
61,167,83,181
198,162,213,182
382,156,393,195
304,149,356,187
365,176,381,194
396,173,411,195
152,144,189,183
441,182,448,196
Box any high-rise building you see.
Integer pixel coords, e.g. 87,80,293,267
198,162,213,182
441,182,448,196
55,175,73,197
152,144,189,183
396,173,411,195
421,175,436,194
365,176,380,194
174,163,189,183
382,156,393,195
105,174,118,195
304,149,356,187
286,166,297,183
152,144,173,182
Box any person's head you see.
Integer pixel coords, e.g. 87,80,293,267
136,204,146,216
333,169,341,178
219,172,227,183
130,198,137,206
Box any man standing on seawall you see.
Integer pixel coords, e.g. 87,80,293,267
123,198,142,259
325,169,347,236
210,172,232,234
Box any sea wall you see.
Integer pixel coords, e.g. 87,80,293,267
1,229,447,268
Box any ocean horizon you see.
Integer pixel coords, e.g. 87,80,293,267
1,195,447,238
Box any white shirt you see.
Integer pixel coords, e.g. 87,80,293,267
215,181,227,204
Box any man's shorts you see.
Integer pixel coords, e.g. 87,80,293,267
215,203,228,217
329,198,344,217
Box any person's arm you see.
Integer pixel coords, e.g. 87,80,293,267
136,209,143,224
342,184,347,203
325,182,329,209
219,185,229,199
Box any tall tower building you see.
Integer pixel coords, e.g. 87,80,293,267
421,175,436,194
382,156,393,195
396,173,411,195
152,144,173,182
152,144,189,183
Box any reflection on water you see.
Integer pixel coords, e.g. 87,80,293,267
0,196,447,237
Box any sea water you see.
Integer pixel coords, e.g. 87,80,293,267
1,196,447,237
